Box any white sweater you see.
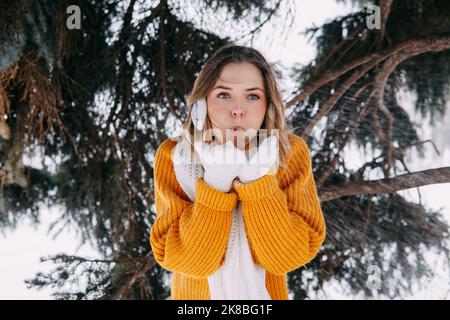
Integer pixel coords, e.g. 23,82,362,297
172,137,271,300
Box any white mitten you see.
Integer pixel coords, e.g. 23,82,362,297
194,139,247,192
239,135,279,184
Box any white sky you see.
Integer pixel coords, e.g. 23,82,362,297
0,0,448,299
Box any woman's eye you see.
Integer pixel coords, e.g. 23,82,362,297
217,92,260,100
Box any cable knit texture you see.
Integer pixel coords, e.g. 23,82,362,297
150,133,326,300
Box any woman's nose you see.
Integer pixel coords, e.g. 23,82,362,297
232,108,244,118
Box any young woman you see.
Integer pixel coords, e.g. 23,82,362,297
150,44,326,300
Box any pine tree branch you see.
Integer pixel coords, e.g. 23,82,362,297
108,251,156,300
300,37,450,139
233,0,284,43
319,166,450,202
300,59,379,139
286,36,450,109
371,37,450,177
316,94,376,187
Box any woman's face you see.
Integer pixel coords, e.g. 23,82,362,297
206,62,267,149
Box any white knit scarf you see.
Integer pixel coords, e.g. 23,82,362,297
171,136,271,300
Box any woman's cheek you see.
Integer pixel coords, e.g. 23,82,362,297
208,103,222,123
206,102,228,142
255,103,267,128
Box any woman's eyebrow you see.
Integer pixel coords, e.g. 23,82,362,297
213,85,265,92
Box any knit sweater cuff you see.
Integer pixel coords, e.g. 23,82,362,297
233,174,279,202
196,177,237,211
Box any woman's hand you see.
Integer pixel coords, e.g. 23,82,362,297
238,134,279,184
194,139,247,192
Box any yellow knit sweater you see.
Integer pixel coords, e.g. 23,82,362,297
150,133,326,300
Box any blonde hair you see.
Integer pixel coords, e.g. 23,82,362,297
180,43,293,171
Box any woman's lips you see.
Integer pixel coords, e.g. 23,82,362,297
230,126,244,135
